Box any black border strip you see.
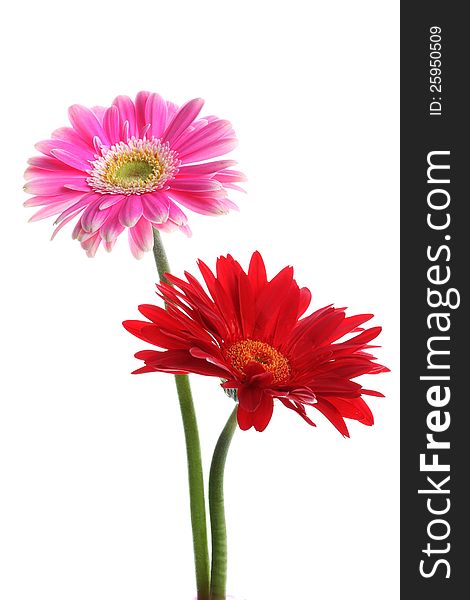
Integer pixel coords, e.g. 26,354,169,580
401,3,467,597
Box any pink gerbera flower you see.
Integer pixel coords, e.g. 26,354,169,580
24,92,245,257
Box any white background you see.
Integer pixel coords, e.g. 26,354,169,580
0,1,399,599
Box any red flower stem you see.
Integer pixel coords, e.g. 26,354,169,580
209,406,238,600
152,228,211,600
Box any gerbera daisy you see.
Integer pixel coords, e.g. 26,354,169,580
24,92,244,258
123,252,388,435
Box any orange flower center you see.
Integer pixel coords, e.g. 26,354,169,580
227,339,290,384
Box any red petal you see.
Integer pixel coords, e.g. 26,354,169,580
325,314,374,343
314,399,350,437
362,389,385,397
323,396,374,426
298,287,312,318
252,396,274,431
122,319,154,342
254,265,294,336
132,365,156,374
238,384,264,412
248,251,267,294
279,398,316,426
272,281,301,345
238,270,256,337
144,349,230,378
237,405,254,431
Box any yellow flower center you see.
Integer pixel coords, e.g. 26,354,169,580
227,339,290,384
88,138,180,195
111,156,158,183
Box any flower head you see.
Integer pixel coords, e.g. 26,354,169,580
24,92,244,257
124,252,388,435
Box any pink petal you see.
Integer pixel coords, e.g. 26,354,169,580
80,232,102,257
24,176,88,195
28,198,81,222
80,195,110,232
99,194,126,210
141,193,170,223
178,138,238,163
27,156,70,170
51,127,94,152
172,119,233,153
93,135,104,153
128,217,153,259
140,123,151,138
91,106,107,123
169,191,229,216
219,197,239,211
35,139,94,161
99,206,125,242
145,93,169,139
153,219,191,236
113,95,137,138
51,209,84,240
121,120,129,141
118,196,143,228
166,101,179,122
50,148,91,172
24,191,82,208
103,106,122,144
176,160,236,177
72,220,85,240
215,169,247,183
24,166,80,181
162,98,204,145
176,118,208,146
167,200,188,225
103,238,117,252
221,183,245,194
64,180,92,192
68,104,108,145
170,178,223,193
54,193,95,225
135,91,150,134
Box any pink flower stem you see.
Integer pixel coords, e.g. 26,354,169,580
209,406,238,600
152,228,211,600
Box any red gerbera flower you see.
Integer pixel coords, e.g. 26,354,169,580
123,252,388,435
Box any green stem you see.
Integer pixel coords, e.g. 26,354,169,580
152,228,172,285
152,228,210,600
209,406,238,600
